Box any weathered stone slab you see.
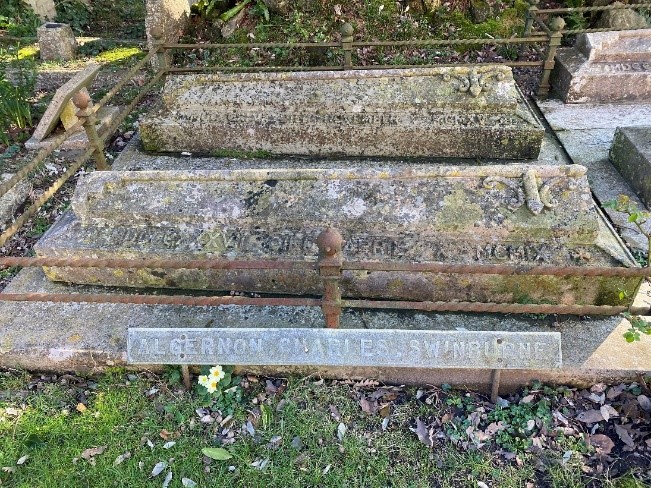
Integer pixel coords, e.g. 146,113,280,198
139,67,545,159
36,164,641,305
127,327,562,369
26,64,100,147
0,174,31,230
37,23,77,61
552,29,651,103
610,127,651,207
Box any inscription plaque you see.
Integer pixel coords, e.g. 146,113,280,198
127,328,563,370
138,66,544,159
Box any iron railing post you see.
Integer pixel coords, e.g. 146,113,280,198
316,228,344,328
524,0,540,36
537,16,565,97
72,90,108,171
151,26,168,73
340,23,354,70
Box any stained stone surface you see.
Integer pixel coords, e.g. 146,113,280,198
0,174,31,230
37,23,77,61
128,328,562,370
139,67,545,159
551,29,651,103
536,98,651,252
23,0,56,20
36,164,640,305
610,127,651,207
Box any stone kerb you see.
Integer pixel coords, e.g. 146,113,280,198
139,66,545,159
35,164,641,306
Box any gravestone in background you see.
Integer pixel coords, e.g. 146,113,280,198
610,126,651,206
551,29,651,103
35,164,640,306
139,66,545,159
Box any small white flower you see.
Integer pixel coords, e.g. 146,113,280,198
206,378,219,394
198,375,209,388
209,365,225,382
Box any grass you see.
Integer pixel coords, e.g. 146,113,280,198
0,371,565,488
2,371,647,488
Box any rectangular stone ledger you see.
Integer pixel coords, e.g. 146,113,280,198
552,29,651,103
610,126,651,206
35,164,641,306
139,66,544,159
127,328,563,370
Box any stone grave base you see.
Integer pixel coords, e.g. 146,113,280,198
0,267,648,393
0,174,31,230
24,105,121,152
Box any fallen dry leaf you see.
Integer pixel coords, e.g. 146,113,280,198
590,434,614,455
113,451,131,466
576,409,604,424
599,404,618,422
81,446,106,460
359,397,378,415
614,424,635,448
638,395,651,412
412,418,433,448
150,461,167,477
76,403,87,413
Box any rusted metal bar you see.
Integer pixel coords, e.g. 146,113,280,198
340,23,354,70
163,42,341,49
317,228,344,328
350,61,545,70
0,292,626,316
537,2,651,14
490,370,501,403
93,50,155,112
3,256,651,277
0,145,95,248
534,17,552,35
524,0,540,36
562,26,651,34
0,118,84,199
351,36,548,47
341,299,626,316
181,365,191,389
166,66,344,73
0,256,317,270
73,91,109,171
537,16,565,97
0,293,322,307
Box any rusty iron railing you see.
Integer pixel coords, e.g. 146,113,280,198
1,227,649,327
3,3,651,327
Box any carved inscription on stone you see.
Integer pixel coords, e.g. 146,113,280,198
592,62,651,73
127,328,563,370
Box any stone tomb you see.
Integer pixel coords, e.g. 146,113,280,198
552,29,651,103
610,126,651,206
36,164,640,305
139,66,545,159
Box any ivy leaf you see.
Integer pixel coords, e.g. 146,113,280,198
202,447,233,461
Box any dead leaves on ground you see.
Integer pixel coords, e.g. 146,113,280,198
409,382,651,480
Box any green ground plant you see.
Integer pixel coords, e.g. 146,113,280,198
0,0,40,37
0,53,36,146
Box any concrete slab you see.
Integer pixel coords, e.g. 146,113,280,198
0,267,649,392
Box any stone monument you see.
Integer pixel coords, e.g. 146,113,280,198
551,29,651,103
37,23,77,61
35,164,640,306
610,126,651,206
139,66,545,159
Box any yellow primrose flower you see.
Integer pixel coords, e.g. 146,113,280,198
206,379,219,394
209,365,225,382
198,375,209,387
